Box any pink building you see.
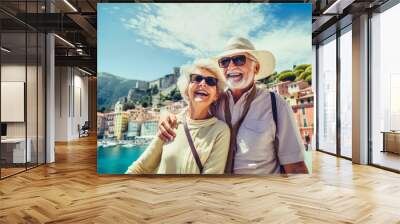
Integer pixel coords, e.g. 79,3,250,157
292,88,314,144
269,81,291,97
104,112,115,138
288,80,310,95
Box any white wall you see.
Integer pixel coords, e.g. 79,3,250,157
1,65,26,139
72,73,89,138
1,64,26,81
1,65,42,136
55,66,69,141
1,82,25,122
55,67,89,141
1,63,46,164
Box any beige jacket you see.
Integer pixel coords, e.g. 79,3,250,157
126,115,230,174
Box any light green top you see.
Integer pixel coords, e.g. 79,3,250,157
125,114,230,174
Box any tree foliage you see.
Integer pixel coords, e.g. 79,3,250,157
278,71,296,81
152,85,159,94
276,64,312,83
123,102,136,110
294,64,310,70
169,88,182,101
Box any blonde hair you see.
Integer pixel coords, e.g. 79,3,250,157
177,58,226,102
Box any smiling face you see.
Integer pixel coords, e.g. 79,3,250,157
187,68,219,108
222,52,259,90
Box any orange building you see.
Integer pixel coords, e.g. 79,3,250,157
292,87,314,145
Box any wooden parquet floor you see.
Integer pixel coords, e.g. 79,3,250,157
1,136,400,224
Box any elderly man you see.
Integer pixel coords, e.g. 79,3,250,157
159,37,308,174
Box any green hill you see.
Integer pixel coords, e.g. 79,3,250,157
97,72,181,112
97,72,144,112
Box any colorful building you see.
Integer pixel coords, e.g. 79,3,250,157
114,101,129,140
269,81,291,97
287,80,310,106
126,121,142,139
141,120,158,137
126,107,160,122
286,95,297,107
292,87,314,144
104,112,115,139
267,79,314,145
97,112,106,139
161,101,186,116
288,80,309,95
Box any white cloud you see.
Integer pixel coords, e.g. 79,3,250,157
123,3,311,72
253,20,311,71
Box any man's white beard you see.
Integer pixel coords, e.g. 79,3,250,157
226,72,255,90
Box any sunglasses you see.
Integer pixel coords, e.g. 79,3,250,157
218,54,256,68
190,74,218,86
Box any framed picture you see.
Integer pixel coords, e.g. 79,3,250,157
97,3,312,175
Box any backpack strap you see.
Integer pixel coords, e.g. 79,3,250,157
270,92,278,128
224,86,257,174
270,92,285,174
183,114,203,174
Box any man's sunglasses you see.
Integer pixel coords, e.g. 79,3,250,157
190,74,218,86
218,54,256,68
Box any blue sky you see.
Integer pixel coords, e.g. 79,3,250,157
98,3,311,81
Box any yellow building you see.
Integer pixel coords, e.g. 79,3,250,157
114,102,129,140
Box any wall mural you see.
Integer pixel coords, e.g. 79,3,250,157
97,3,313,175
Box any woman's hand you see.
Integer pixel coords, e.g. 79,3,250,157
157,114,178,142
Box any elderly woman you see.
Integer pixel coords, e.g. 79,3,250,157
126,58,230,174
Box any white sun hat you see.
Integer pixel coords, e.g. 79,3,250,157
215,37,276,80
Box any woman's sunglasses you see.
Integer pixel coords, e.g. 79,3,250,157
190,74,218,87
218,54,256,68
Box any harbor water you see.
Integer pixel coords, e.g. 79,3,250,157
97,144,147,174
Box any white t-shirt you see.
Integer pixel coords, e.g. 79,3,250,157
213,86,305,174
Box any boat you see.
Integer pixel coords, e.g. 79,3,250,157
103,142,117,148
122,143,135,148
